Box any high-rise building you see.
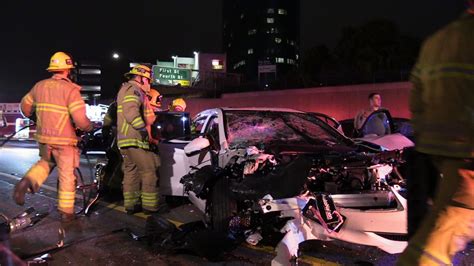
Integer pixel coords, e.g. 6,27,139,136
223,0,300,87
75,61,102,104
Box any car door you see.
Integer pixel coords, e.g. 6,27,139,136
359,109,394,137
159,113,209,196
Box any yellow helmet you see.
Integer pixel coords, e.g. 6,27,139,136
125,65,152,80
147,89,162,108
170,98,187,112
47,52,75,72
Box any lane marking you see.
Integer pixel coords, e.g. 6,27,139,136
245,244,340,265
0,172,338,264
0,172,183,227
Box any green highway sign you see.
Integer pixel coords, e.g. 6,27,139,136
152,66,192,86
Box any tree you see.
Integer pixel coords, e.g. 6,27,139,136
333,19,420,83
300,45,336,86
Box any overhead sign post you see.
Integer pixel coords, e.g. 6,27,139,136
152,66,192,86
258,62,277,88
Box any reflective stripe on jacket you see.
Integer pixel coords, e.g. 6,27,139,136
410,13,474,158
20,74,92,146
116,81,156,149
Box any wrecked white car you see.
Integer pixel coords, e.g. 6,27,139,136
157,107,413,262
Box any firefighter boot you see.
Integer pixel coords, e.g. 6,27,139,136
13,178,34,206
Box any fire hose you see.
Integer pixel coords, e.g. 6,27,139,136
0,123,32,148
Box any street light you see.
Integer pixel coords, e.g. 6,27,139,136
112,52,120,59
172,55,178,67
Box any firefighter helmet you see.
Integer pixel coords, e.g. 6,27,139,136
46,52,75,72
147,89,162,109
125,65,152,80
170,98,187,112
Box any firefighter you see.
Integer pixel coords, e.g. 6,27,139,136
116,65,160,214
13,52,92,221
169,98,187,112
397,6,474,266
147,89,163,112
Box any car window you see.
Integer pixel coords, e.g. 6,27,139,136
224,110,342,148
206,116,220,150
192,116,207,134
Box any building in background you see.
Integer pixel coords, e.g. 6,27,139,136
76,61,102,104
223,0,300,88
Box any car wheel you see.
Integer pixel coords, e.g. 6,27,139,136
209,177,237,232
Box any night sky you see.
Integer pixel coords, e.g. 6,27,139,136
0,0,467,102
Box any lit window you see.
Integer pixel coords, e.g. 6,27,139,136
248,29,257,35
296,54,299,60
267,8,274,14
275,57,285,63
267,18,274,24
212,59,223,70
269,28,279,34
248,48,254,54
290,40,295,46
278,9,287,15
240,13,244,19
275,37,282,44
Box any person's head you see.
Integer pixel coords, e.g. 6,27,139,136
368,92,382,110
125,65,152,92
169,98,187,112
47,52,74,77
147,89,162,111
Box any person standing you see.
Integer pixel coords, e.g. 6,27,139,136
354,92,383,131
13,52,92,221
397,5,474,265
116,65,159,214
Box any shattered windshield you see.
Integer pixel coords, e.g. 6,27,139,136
224,110,342,148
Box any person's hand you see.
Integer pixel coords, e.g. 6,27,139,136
149,137,159,146
138,128,149,141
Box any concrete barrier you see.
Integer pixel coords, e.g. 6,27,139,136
184,81,412,120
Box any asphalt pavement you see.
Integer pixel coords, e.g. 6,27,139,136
0,140,473,265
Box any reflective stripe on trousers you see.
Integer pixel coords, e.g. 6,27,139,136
24,143,79,214
141,192,158,210
123,191,141,209
120,147,159,211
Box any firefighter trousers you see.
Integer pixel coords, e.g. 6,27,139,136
23,143,80,215
120,147,159,212
398,156,474,265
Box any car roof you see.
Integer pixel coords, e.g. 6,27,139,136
195,107,304,118
219,107,304,113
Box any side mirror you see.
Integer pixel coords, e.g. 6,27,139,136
184,137,210,156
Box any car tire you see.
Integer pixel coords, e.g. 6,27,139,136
209,177,237,232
